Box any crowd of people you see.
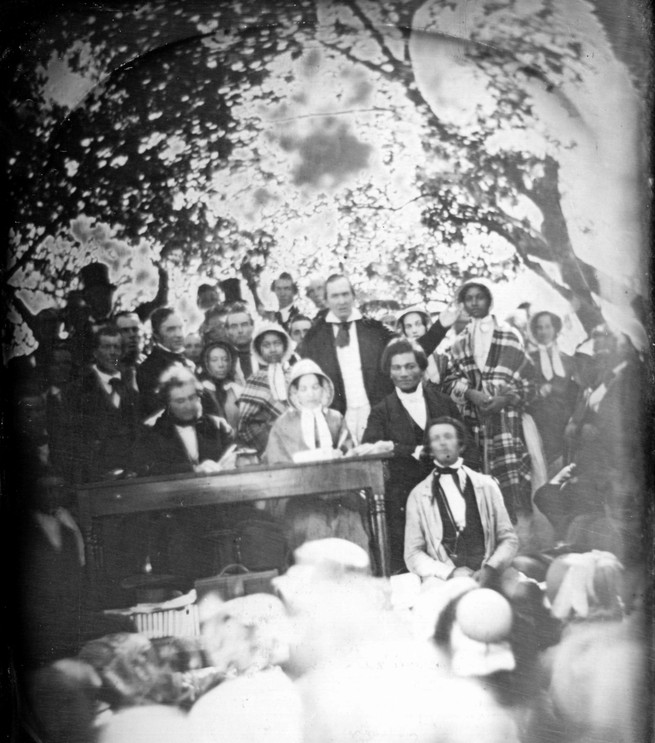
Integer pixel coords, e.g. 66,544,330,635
5,261,649,742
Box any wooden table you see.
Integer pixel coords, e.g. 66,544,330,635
76,454,391,580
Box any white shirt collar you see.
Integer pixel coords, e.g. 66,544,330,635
155,341,183,355
325,309,363,324
93,364,121,383
433,456,464,471
396,385,424,402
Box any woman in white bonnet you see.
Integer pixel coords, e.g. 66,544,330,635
264,359,370,557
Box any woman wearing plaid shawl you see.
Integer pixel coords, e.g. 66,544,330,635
442,280,535,519
236,322,294,456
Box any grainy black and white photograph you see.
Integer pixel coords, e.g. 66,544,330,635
2,1,651,741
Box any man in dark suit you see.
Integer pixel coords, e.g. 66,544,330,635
137,307,196,418
135,365,233,577
136,365,232,476
362,337,463,573
64,325,141,483
298,274,454,444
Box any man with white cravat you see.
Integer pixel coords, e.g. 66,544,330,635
298,274,454,444
404,416,518,585
362,338,462,572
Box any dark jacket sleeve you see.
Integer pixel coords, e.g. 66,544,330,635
134,266,169,323
417,320,448,356
134,423,193,477
361,402,388,445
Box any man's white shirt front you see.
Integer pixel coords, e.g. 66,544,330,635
93,365,121,407
175,425,199,464
396,386,427,431
325,309,369,409
435,457,467,530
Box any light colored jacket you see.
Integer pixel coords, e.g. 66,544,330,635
404,465,518,579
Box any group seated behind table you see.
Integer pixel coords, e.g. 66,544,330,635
76,447,394,606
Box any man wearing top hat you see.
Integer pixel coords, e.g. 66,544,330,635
68,261,169,375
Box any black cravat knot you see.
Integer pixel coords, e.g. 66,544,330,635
335,322,351,348
434,465,459,477
109,377,124,392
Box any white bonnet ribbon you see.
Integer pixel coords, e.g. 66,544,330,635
268,363,288,401
538,342,565,381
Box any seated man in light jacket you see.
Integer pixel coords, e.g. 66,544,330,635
404,416,518,586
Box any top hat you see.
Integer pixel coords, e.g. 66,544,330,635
220,278,243,304
79,262,116,290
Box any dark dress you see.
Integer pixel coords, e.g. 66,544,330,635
528,348,578,463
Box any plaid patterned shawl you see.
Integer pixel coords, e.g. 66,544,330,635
442,321,535,513
237,370,289,455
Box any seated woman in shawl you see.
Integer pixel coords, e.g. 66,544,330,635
199,340,244,431
264,358,350,464
264,359,370,557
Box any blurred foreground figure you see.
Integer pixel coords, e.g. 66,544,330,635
289,543,518,743
529,551,648,743
190,593,302,743
99,706,190,743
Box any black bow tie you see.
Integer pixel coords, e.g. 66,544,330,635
434,466,460,477
108,377,123,391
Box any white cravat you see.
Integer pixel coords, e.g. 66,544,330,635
93,365,121,407
396,386,427,430
537,342,565,381
175,425,199,464
300,408,333,450
434,457,467,529
267,363,288,401
470,316,495,371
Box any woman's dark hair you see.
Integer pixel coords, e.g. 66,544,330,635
289,372,326,392
380,337,428,376
423,416,468,454
529,310,563,339
398,310,429,336
201,340,237,382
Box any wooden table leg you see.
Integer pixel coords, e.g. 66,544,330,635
370,491,391,578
